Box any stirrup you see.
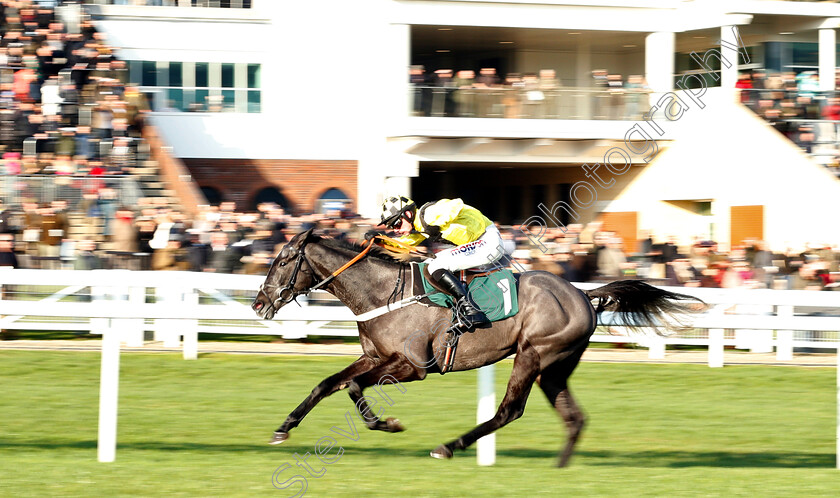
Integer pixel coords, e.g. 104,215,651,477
454,299,491,331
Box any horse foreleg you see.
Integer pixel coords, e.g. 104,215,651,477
346,354,425,432
271,355,376,444
430,344,540,459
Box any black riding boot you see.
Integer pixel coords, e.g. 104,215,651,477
431,269,491,331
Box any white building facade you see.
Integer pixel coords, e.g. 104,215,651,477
87,0,840,250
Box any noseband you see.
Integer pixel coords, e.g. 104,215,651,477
259,240,312,312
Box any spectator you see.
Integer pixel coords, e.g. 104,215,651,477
73,239,102,270
205,231,237,273
110,206,138,252
0,198,13,234
597,236,627,278
0,232,17,267
38,203,65,258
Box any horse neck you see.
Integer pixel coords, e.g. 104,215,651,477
308,243,404,315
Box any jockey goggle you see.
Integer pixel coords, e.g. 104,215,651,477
382,207,416,229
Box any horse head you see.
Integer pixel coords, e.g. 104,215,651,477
252,228,317,320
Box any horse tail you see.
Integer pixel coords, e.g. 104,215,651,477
585,280,705,335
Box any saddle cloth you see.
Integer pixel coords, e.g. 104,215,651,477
412,262,519,322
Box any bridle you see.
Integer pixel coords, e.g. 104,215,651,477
259,236,377,315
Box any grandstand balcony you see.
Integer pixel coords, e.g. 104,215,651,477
82,0,840,219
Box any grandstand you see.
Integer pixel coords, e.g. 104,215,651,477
79,0,840,253
1,0,839,280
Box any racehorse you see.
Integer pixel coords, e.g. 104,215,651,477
251,229,701,467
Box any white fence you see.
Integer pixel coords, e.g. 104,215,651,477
1,269,839,466
2,269,838,364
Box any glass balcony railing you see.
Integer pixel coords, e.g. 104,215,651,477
409,86,652,120
739,88,840,175
84,0,252,8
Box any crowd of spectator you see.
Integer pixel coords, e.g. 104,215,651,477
517,223,838,291
0,0,149,181
410,65,651,120
738,69,840,173
1,195,838,291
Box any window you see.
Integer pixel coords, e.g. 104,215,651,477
127,60,261,113
221,63,235,88
247,91,261,113
247,64,260,88
141,61,157,87
195,63,209,88
169,62,182,87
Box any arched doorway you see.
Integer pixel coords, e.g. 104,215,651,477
315,188,351,214
252,186,290,211
200,186,223,206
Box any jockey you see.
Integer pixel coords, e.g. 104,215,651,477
378,195,504,330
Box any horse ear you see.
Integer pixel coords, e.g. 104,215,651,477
293,228,315,248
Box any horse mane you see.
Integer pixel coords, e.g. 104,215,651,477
313,234,425,264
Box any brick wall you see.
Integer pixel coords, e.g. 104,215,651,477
181,159,358,214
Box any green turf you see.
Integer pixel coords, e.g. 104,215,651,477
1,351,838,497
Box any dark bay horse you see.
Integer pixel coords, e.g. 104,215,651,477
251,229,700,467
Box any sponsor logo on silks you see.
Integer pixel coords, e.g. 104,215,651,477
451,239,486,256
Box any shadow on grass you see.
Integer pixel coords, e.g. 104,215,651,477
5,439,834,468
575,449,835,468
1,439,432,458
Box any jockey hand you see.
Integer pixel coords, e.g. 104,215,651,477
423,224,441,241
364,230,386,241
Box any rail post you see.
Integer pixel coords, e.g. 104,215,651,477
476,364,496,466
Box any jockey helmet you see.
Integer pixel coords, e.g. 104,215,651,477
379,195,416,228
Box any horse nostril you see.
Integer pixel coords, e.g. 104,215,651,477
254,301,264,311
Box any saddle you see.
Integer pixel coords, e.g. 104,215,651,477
413,262,520,374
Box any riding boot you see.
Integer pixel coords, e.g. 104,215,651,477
431,269,491,331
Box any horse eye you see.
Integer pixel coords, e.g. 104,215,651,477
280,261,287,267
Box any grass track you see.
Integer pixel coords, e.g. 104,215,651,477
2,351,839,497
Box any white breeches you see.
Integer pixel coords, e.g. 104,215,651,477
427,224,505,274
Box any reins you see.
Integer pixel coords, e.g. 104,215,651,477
374,234,427,257
307,236,377,292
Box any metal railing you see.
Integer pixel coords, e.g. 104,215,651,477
410,86,651,120
84,0,251,8
0,175,142,207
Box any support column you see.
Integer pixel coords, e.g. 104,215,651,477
820,28,837,92
384,176,411,198
575,38,591,119
720,26,740,91
645,32,675,94
388,23,412,120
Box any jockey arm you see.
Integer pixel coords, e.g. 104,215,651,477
380,198,492,247
420,198,492,246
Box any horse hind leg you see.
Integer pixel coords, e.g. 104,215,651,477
430,343,540,460
537,349,587,467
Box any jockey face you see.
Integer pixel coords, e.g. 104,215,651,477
394,211,414,235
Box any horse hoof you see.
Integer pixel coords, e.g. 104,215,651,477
386,417,405,433
269,431,289,445
430,444,453,459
